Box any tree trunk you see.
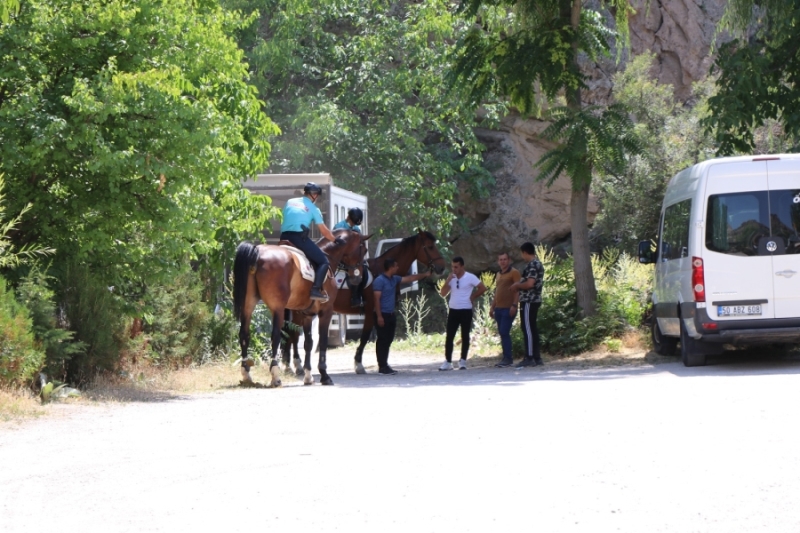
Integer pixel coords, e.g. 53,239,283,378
570,181,597,317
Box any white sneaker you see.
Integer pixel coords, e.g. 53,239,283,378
439,361,453,371
458,359,467,370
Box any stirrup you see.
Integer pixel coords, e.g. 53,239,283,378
310,289,329,303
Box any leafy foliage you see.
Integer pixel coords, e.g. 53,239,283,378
536,104,642,191
705,0,800,154
0,0,280,295
593,53,716,251
513,246,651,355
0,276,44,386
15,266,85,381
0,175,54,269
58,261,128,384
141,265,212,367
226,0,499,236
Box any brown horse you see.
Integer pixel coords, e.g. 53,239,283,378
282,230,446,374
233,229,370,387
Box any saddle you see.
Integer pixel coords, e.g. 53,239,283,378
278,242,316,282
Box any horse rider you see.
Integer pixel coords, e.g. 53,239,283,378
334,207,367,307
280,182,340,301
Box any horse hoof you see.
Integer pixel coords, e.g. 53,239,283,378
271,379,282,388
321,377,334,386
303,370,314,385
295,367,305,378
354,363,366,375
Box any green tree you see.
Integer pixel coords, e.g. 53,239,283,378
225,0,502,237
704,0,800,154
0,0,280,295
448,0,640,316
593,53,716,250
0,175,54,268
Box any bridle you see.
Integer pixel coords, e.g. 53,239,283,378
338,236,367,286
421,240,444,272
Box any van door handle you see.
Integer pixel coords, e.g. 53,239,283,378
776,270,797,278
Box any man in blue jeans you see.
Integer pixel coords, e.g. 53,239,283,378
489,251,520,367
373,258,432,375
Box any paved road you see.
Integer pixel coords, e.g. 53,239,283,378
2,351,800,533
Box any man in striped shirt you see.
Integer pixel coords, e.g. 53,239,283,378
510,242,545,368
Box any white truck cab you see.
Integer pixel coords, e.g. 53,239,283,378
639,154,800,366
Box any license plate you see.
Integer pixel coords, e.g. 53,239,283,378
717,305,762,317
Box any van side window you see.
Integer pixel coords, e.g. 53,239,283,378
706,192,769,256
661,200,691,260
769,189,800,254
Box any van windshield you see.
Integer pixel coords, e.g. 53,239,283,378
706,190,800,256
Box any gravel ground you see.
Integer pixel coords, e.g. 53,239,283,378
2,346,800,532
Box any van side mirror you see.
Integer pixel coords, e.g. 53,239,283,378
638,240,657,264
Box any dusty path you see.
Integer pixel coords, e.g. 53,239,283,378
2,348,800,532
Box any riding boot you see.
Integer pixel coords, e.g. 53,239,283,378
350,284,364,307
310,264,329,302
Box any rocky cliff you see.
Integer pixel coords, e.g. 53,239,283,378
451,0,728,271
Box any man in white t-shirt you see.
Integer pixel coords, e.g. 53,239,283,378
438,256,487,370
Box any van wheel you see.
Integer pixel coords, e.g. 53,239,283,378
652,319,678,356
680,320,707,367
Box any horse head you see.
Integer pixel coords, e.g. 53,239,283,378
415,229,446,275
326,230,372,285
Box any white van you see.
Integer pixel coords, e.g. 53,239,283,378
638,154,800,366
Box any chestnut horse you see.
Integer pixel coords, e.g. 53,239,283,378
282,230,446,374
233,229,369,387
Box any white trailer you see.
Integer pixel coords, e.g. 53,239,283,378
242,173,368,346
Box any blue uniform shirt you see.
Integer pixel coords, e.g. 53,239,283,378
333,220,362,233
373,274,401,314
281,196,324,232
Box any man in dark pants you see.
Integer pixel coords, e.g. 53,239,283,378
438,256,487,371
279,182,339,301
373,258,432,375
510,242,545,367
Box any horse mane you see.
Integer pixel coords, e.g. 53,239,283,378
319,228,350,253
397,231,437,249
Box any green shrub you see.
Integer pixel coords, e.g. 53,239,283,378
59,261,128,384
513,246,652,356
0,275,44,386
16,266,85,381
142,265,212,367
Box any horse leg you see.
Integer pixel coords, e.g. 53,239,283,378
281,310,293,373
317,312,334,386
269,309,284,388
239,300,258,385
302,319,314,385
354,311,373,375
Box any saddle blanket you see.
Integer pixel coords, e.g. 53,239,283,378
279,245,315,282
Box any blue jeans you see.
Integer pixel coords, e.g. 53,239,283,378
494,308,514,361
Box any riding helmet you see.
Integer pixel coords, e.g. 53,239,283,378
303,182,323,195
348,207,363,225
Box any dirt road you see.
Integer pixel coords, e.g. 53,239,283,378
2,349,800,532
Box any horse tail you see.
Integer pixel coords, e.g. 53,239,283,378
233,241,260,322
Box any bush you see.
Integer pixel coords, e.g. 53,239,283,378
59,261,128,384
16,266,85,381
0,275,44,386
514,246,652,356
142,265,213,367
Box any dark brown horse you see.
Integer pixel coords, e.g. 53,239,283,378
233,229,370,387
282,230,446,374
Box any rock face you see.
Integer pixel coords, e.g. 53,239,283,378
452,0,728,270
452,116,599,272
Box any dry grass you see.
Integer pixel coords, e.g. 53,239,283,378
0,387,45,423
